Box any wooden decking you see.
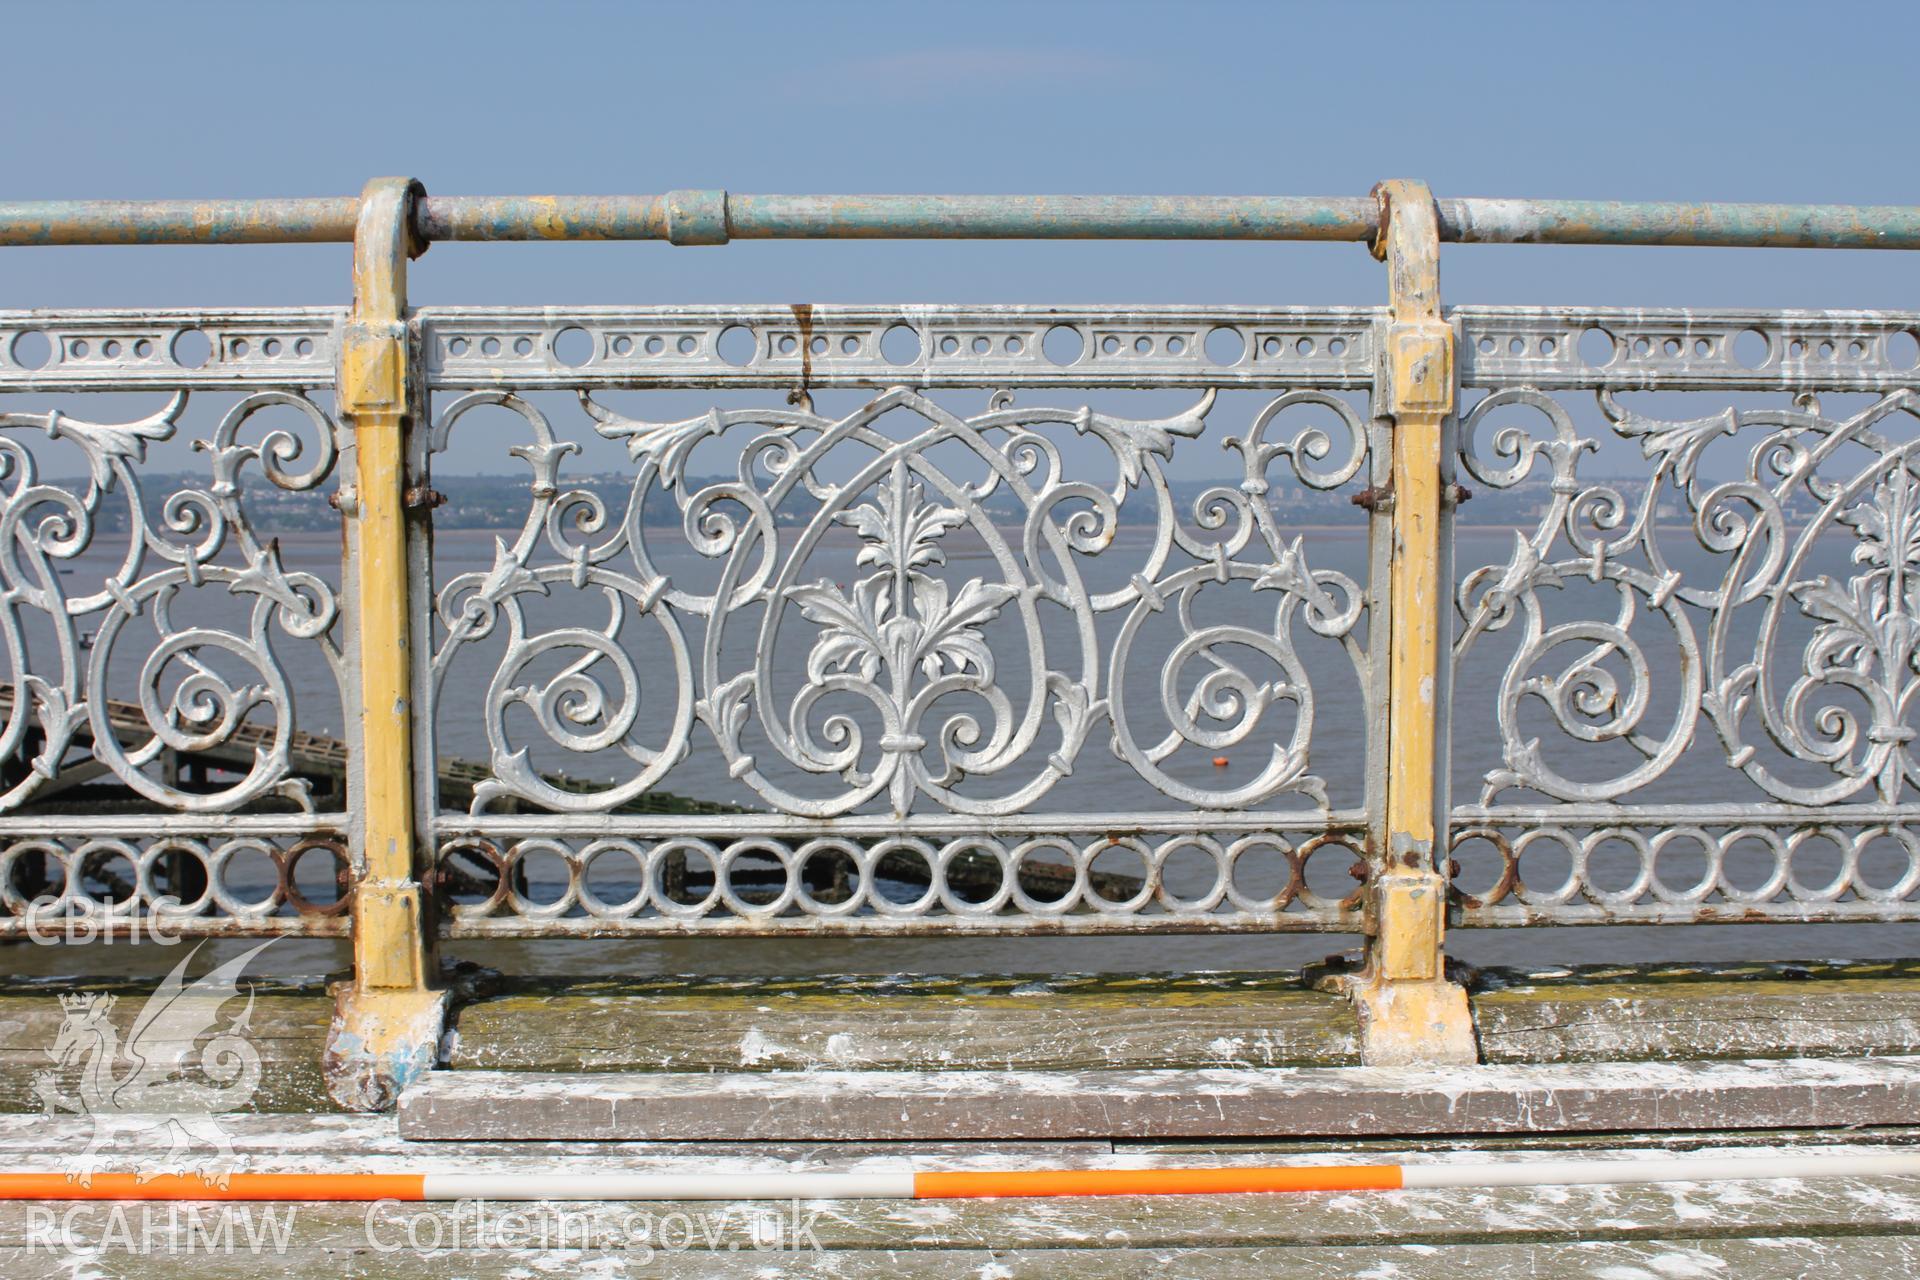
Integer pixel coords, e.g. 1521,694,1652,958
1,959,1917,1273
1,1116,1917,1276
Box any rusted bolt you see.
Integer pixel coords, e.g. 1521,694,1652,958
1347,862,1368,881
1350,484,1394,513
404,486,446,510
1447,859,1462,878
1444,483,1473,507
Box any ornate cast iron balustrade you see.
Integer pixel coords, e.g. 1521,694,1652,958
1450,309,1920,925
0,187,1915,977
8,181,1920,1088
420,306,1386,936
0,309,351,937
6,302,1918,940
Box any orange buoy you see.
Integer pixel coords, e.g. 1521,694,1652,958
1212,756,1229,767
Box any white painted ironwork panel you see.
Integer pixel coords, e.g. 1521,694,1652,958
0,312,353,939
421,306,1379,390
0,309,341,390
1450,307,1920,925
420,305,1389,934
1458,307,1920,391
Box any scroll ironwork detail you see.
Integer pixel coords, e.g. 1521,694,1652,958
429,382,1373,824
1452,306,1920,924
0,390,343,815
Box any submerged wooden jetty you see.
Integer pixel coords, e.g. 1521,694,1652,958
0,182,1918,1272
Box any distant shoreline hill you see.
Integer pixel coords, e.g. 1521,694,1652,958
48,471,1788,534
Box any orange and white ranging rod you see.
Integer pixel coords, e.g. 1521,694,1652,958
0,1151,1916,1201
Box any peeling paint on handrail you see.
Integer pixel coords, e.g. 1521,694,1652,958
2,191,1918,249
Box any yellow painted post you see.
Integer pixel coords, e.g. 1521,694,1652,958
323,177,448,1109
1346,180,1477,1065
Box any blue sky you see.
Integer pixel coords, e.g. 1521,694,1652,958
3,0,1915,312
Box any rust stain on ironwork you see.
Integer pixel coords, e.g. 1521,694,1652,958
788,303,815,410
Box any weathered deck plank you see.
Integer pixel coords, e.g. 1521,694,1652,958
2,963,1917,1273
0,1159,1916,1249
0,980,339,1114
1473,961,1920,1065
448,972,1361,1073
4,960,1918,1119
10,1111,1917,1165
5,1238,1918,1279
399,1057,1920,1141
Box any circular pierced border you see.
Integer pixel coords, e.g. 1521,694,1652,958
1647,826,1718,904
576,839,650,918
865,837,940,917
1085,836,1155,915
1152,834,1229,913
1446,826,1518,909
1575,828,1655,909
427,829,1373,929
1223,832,1305,913
935,838,1013,916
1450,821,1920,921
1844,825,1920,902
0,833,351,929
73,839,142,915
282,837,353,918
649,838,722,918
210,837,295,917
1290,834,1368,914
793,837,868,917
1007,837,1085,916
503,837,580,919
437,837,508,919
139,837,216,916
1714,826,1790,904
0,839,71,916
716,838,799,916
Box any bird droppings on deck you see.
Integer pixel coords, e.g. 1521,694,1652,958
1352,1262,1407,1279
737,1028,793,1066
4,965,1920,1273
1647,1250,1732,1277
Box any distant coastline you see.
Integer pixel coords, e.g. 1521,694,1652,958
55,470,1748,536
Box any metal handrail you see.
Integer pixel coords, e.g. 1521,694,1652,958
1,191,1917,249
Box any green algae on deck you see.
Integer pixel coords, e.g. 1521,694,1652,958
1471,960,1920,1064
448,971,1361,1073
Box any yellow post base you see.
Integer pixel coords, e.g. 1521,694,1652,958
1320,870,1478,1065
323,984,449,1112
1345,975,1477,1067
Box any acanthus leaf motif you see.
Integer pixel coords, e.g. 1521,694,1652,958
1800,465,1920,681
837,475,965,573
786,465,1018,741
